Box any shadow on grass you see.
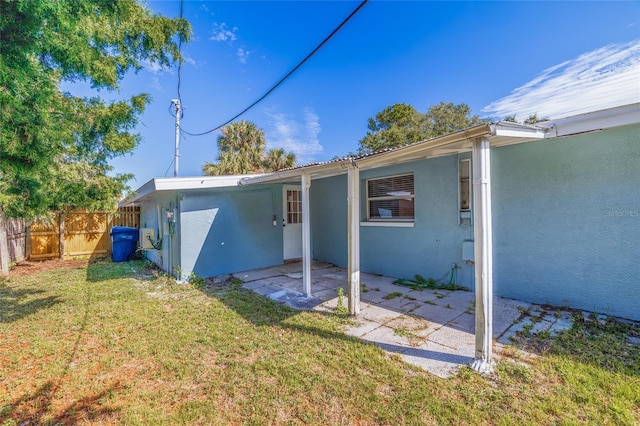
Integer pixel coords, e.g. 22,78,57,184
199,280,475,370
203,276,640,378
0,380,122,424
0,283,62,323
0,270,123,424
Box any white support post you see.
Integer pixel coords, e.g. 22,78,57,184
471,137,494,374
301,173,312,298
347,165,360,316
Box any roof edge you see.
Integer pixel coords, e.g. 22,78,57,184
542,103,640,137
123,174,264,205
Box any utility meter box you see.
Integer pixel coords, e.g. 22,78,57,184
139,228,157,250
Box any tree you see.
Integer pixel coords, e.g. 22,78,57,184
264,148,296,172
0,0,189,272
358,102,487,154
202,121,296,175
424,102,485,137
502,113,548,124
358,103,424,154
523,113,548,124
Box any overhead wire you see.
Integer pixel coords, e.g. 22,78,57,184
179,0,369,137
164,158,175,177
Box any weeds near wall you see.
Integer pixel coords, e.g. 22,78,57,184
335,288,348,316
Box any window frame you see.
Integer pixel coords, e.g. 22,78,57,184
459,159,472,225
365,173,415,223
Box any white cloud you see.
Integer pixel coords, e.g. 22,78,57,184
265,107,324,164
141,59,169,74
150,75,163,92
182,53,197,66
483,40,640,121
140,59,173,91
210,22,237,42
236,48,250,64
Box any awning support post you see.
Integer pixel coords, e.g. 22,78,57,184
347,165,360,316
301,173,312,298
471,137,494,374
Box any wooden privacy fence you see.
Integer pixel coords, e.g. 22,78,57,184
4,218,28,264
30,207,140,260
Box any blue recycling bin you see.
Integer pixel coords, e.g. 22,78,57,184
110,226,139,262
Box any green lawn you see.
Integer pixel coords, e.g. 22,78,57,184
1,260,638,425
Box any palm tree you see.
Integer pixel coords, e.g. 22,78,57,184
202,121,266,175
263,148,296,172
203,121,297,175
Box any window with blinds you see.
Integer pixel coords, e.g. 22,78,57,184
366,174,414,221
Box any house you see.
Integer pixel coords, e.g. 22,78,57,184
124,103,639,371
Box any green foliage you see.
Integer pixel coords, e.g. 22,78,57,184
202,121,296,175
383,291,403,300
502,113,549,124
188,272,206,290
263,147,296,172
335,287,348,315
0,0,190,219
523,113,549,124
358,101,487,154
394,274,469,291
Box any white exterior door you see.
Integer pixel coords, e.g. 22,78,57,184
283,185,303,260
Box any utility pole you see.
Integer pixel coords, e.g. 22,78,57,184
171,98,181,177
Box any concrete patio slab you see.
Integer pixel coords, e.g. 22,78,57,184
447,311,475,333
427,324,475,355
360,325,413,348
410,303,465,326
234,267,284,282
230,261,618,379
379,295,422,313
344,318,382,339
360,289,395,305
359,304,403,324
401,342,475,378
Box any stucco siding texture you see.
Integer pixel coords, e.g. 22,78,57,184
310,175,348,268
180,185,283,278
359,158,475,289
139,193,177,271
492,123,639,320
311,158,475,290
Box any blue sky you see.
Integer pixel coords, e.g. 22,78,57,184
83,0,640,187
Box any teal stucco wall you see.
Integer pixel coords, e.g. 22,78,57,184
491,123,639,320
310,175,348,268
311,156,475,290
179,185,283,279
310,123,639,320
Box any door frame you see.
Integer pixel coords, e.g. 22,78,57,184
282,184,303,260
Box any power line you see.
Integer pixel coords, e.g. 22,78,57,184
179,0,369,137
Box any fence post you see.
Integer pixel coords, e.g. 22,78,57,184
25,224,31,261
0,209,9,274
